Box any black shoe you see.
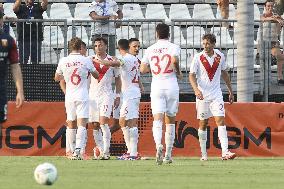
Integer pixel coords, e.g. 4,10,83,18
277,79,284,85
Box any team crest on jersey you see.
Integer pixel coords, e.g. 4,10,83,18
1,39,8,47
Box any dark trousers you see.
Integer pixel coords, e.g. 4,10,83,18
18,40,42,64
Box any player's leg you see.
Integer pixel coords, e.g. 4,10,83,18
98,97,113,159
196,99,211,161
72,101,89,160
151,91,166,165
163,89,179,164
89,99,103,158
110,94,122,134
211,98,236,160
123,98,140,160
119,100,131,159
64,101,77,159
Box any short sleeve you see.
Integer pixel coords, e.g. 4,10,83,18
8,38,19,64
111,0,119,13
190,54,199,74
86,58,96,73
89,2,97,15
141,49,150,65
56,58,64,75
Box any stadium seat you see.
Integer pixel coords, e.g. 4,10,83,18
43,11,49,19
9,27,16,39
74,3,92,20
50,3,73,22
192,4,216,25
41,47,59,64
211,27,234,48
116,26,136,43
138,23,157,47
180,48,197,71
122,4,144,20
43,26,65,48
186,26,206,48
169,4,191,23
226,48,237,69
67,26,92,45
170,26,186,48
254,4,261,20
145,4,169,22
3,3,17,18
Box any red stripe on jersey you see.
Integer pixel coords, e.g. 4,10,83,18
92,56,112,82
200,53,221,81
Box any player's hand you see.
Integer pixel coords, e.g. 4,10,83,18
114,97,120,109
229,93,234,104
195,89,204,100
177,71,183,80
16,92,25,108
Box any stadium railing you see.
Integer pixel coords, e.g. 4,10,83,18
5,18,280,101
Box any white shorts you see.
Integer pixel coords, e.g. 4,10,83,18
112,96,122,120
89,95,114,123
65,100,89,121
196,98,225,120
120,98,140,120
151,89,179,117
89,99,99,123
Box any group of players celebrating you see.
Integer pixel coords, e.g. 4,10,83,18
54,23,236,165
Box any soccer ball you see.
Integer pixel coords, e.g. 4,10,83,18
34,163,57,185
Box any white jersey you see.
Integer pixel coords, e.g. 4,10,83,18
89,54,120,98
119,53,141,100
141,39,180,91
56,53,95,102
190,49,227,100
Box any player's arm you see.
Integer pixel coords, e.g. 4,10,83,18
13,0,22,13
189,73,203,100
90,70,99,79
95,58,122,67
54,73,64,82
114,76,121,109
59,80,66,95
139,79,144,93
140,63,150,74
10,64,24,108
172,55,183,80
90,11,111,21
221,70,234,104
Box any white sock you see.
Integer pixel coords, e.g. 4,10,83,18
93,129,104,151
75,126,87,154
165,124,175,158
101,124,111,155
66,128,76,153
218,126,228,155
121,126,130,154
152,120,163,150
129,127,139,156
198,129,207,157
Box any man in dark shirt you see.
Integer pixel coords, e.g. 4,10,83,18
0,11,24,137
13,0,48,64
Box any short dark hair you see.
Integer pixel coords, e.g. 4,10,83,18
81,41,86,48
93,37,108,46
118,39,129,50
265,0,274,6
156,23,169,39
69,37,82,51
202,33,216,44
128,38,139,44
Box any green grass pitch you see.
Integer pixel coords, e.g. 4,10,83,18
0,157,284,189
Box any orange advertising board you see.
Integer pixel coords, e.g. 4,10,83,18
1,102,284,157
